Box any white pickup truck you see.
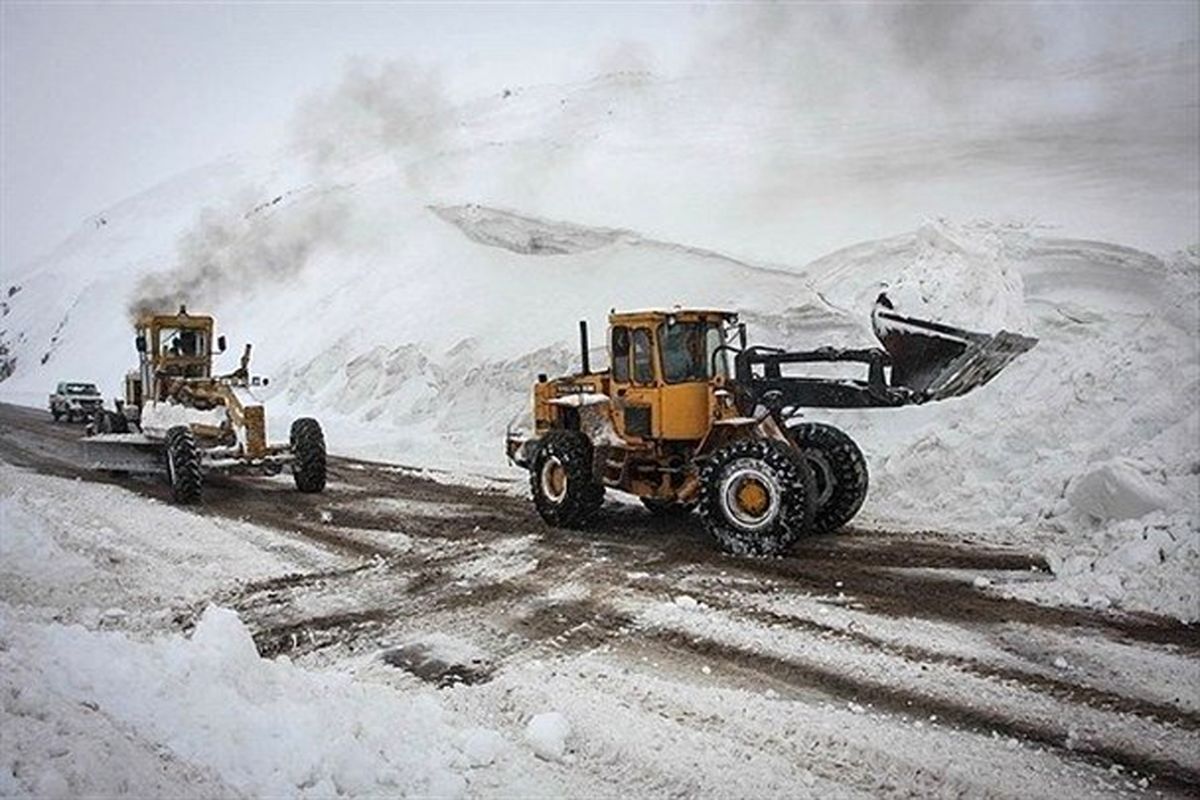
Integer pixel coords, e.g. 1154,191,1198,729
49,381,103,422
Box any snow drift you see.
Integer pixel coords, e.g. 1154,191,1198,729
0,605,488,797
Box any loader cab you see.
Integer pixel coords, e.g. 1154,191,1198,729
607,309,738,442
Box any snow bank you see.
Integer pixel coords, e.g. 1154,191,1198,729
0,463,338,622
0,605,503,798
808,229,1199,620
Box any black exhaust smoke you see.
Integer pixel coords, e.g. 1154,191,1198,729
579,320,590,374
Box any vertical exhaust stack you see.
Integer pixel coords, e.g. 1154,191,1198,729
579,320,590,375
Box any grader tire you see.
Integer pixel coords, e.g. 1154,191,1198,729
699,438,815,556
787,422,868,534
165,425,202,504
291,418,327,493
531,430,604,529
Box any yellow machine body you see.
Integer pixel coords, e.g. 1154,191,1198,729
519,308,772,504
126,308,276,460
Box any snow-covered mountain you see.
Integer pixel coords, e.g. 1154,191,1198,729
1,51,1196,618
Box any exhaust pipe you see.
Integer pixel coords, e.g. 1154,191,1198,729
579,320,590,374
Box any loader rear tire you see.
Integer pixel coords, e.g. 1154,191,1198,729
699,438,815,557
786,422,868,534
51,408,62,422
291,418,327,493
531,430,604,529
165,425,202,504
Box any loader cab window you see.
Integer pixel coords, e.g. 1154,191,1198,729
159,328,206,358
660,320,730,383
611,326,630,383
632,328,655,385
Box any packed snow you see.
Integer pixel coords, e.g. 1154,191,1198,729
0,465,1169,798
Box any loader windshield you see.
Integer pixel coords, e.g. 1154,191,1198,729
659,321,730,383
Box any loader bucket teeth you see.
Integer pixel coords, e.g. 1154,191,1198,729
872,297,1037,402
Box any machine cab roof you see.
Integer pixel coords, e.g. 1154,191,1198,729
609,308,738,327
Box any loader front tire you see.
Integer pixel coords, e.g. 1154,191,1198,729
291,418,327,493
531,430,604,529
786,422,868,533
699,438,815,556
165,425,202,504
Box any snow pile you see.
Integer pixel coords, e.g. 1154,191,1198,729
812,230,1199,620
1035,511,1200,618
0,605,501,797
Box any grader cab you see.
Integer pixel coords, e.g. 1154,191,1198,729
84,306,327,504
507,298,1037,555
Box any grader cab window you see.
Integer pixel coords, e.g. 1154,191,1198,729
611,326,630,383
660,320,730,383
159,328,207,358
632,329,655,385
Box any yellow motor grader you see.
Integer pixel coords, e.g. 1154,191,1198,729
506,296,1036,555
84,306,326,503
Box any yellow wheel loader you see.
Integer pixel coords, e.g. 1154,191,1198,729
507,295,1037,556
84,306,326,503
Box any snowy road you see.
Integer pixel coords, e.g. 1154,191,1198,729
1,401,1198,797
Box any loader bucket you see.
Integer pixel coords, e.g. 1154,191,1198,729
871,294,1037,403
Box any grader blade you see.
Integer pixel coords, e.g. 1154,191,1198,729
80,434,163,474
871,294,1037,402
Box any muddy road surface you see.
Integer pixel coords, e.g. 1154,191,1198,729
2,401,1197,796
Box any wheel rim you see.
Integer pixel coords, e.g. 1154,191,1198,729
805,450,835,507
540,456,568,503
720,462,781,531
167,449,177,486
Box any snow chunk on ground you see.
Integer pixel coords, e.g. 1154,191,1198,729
1066,458,1172,521
524,712,571,762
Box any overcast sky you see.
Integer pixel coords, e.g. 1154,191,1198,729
0,2,700,272
2,2,1196,274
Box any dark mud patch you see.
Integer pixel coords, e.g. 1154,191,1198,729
509,598,634,651
254,608,395,658
380,642,493,688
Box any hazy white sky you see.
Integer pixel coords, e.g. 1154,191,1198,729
2,2,1196,273
0,2,700,271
